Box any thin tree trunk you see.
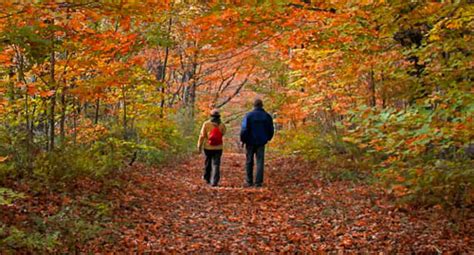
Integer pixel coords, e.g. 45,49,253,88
18,55,33,171
122,85,127,139
94,98,100,124
368,69,376,107
381,72,386,109
8,69,15,101
72,99,78,145
49,19,56,151
159,16,173,118
60,88,66,145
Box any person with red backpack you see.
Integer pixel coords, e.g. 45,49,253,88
197,109,226,187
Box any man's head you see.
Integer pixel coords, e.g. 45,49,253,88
253,98,263,108
210,109,220,117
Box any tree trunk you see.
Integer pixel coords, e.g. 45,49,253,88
368,69,376,107
73,99,78,145
122,85,127,139
94,98,100,124
60,88,66,145
18,55,33,172
381,72,386,109
159,16,173,118
8,69,15,101
49,19,56,151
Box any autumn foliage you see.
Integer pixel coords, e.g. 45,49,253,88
0,0,473,253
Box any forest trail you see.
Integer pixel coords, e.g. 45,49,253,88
87,153,473,253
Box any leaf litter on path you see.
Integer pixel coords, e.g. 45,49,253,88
84,153,473,253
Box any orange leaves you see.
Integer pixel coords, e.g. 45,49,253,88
71,154,474,252
26,85,37,96
24,83,55,98
39,90,55,98
0,155,9,162
391,184,409,197
74,122,109,144
120,16,132,31
0,52,13,65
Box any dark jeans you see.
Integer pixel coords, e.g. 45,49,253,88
203,149,222,185
245,144,265,186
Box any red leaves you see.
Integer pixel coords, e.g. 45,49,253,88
2,154,472,253
73,154,474,253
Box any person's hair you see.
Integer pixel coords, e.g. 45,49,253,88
210,109,221,124
211,115,221,124
253,98,263,108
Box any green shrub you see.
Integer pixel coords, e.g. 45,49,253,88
32,140,133,184
343,94,473,207
0,224,60,252
273,125,370,182
135,114,196,165
0,187,24,206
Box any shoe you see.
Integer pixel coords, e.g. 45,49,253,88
202,176,210,184
211,183,218,187
255,184,263,188
243,183,254,188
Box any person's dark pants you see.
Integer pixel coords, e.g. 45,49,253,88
203,149,222,185
245,144,265,186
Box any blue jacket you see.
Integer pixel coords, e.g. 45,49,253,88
240,107,274,146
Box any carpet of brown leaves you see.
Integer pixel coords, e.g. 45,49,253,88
84,153,473,253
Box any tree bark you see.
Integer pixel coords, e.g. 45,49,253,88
49,19,56,151
72,99,78,145
60,88,66,145
381,71,386,108
122,85,127,139
368,69,376,107
159,16,173,117
94,98,100,124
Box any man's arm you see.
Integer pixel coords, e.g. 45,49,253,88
267,113,274,141
240,114,249,144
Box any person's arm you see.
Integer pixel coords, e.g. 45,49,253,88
197,123,207,152
240,114,249,144
266,113,274,141
220,123,227,136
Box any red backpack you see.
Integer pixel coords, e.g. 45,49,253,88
208,124,223,146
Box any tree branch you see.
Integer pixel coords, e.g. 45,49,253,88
287,3,336,13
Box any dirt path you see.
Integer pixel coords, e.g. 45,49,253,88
88,153,473,253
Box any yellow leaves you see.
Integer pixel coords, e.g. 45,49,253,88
342,137,354,143
307,49,337,59
429,33,441,42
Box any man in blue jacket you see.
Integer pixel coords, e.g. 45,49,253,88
240,99,274,187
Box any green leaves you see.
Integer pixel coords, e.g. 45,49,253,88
0,187,24,206
1,24,50,65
